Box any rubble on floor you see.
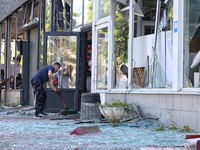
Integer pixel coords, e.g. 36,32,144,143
0,104,198,150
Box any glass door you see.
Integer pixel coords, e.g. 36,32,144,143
44,32,80,112
95,24,109,90
46,35,77,89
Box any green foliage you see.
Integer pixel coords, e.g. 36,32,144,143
112,99,128,107
86,0,93,23
167,111,178,130
168,123,178,130
155,123,165,131
112,124,119,127
182,125,192,132
45,0,51,31
96,101,102,106
99,0,110,18
102,99,130,109
114,11,129,64
72,12,78,27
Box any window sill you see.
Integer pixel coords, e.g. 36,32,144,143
102,88,200,95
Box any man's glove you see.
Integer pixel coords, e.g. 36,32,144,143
55,90,60,95
53,79,57,85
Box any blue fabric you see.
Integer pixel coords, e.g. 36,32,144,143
32,65,55,85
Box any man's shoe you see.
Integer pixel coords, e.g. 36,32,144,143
34,113,45,119
42,111,48,115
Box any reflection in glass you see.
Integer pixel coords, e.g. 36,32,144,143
96,28,108,90
39,31,44,69
45,0,51,32
73,0,83,28
98,0,110,20
47,36,77,89
84,0,93,24
183,0,200,88
112,10,129,89
56,0,71,31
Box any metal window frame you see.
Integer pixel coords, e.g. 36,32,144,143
5,18,12,90
14,13,18,90
21,0,35,26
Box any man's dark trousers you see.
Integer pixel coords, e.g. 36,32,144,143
31,79,47,115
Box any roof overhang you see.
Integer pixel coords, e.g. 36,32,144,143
0,0,29,22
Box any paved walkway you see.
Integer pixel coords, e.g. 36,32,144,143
0,106,195,150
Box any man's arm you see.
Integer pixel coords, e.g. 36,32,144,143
48,70,57,91
47,79,57,91
48,70,56,81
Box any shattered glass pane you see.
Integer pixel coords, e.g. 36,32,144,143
0,106,194,149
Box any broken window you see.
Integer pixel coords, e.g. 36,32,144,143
56,0,71,31
132,0,173,89
45,0,71,32
21,0,39,30
45,0,93,32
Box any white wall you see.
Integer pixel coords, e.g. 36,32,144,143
105,93,200,132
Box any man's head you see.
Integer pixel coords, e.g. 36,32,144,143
120,64,128,75
53,62,61,73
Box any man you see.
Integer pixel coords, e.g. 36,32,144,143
120,64,128,78
31,62,61,119
54,65,73,88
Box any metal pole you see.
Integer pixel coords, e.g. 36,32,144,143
0,23,2,80
14,13,18,90
153,0,161,52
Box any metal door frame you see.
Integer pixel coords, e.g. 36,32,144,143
44,32,81,111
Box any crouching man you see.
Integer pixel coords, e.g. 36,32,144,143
31,62,61,119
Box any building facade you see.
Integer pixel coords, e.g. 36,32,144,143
0,0,200,131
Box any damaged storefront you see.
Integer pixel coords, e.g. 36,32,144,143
91,0,200,132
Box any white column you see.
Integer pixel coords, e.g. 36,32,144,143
91,0,98,93
172,0,184,91
128,0,135,85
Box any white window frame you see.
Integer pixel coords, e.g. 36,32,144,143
93,22,110,93
92,0,112,93
179,1,200,92
172,0,184,92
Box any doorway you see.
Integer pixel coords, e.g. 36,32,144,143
81,25,92,94
44,32,80,112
